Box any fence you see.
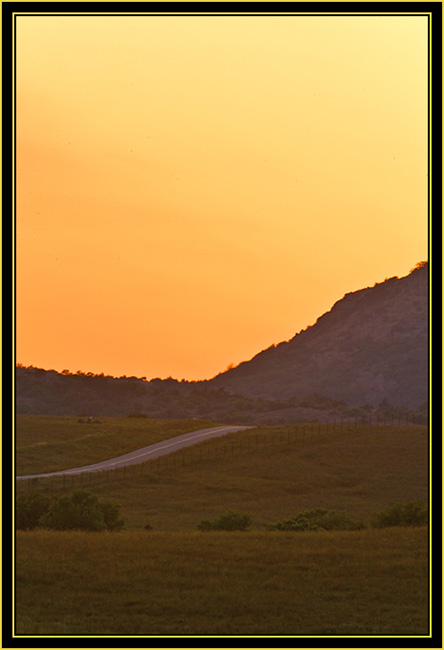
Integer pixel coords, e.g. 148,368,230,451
16,418,428,493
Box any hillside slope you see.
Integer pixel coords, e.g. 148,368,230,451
210,264,428,408
16,264,429,417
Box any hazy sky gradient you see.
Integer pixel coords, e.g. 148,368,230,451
16,14,428,380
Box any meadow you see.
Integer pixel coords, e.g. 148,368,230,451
15,527,428,636
16,417,428,530
14,416,430,637
15,415,217,476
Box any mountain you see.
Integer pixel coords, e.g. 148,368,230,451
15,263,429,421
209,263,429,409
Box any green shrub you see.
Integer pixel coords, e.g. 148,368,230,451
267,508,364,532
40,489,107,532
16,492,52,530
197,510,252,531
16,489,126,532
371,501,428,528
99,500,125,531
266,516,317,532
319,509,365,531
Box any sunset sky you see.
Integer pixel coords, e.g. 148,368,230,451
16,12,429,381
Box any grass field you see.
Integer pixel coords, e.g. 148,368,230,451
14,416,430,638
15,527,429,636
15,415,217,475
16,419,428,530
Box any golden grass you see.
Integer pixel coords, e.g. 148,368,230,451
14,527,429,636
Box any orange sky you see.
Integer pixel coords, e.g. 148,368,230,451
15,13,429,380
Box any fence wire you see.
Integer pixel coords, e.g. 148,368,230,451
17,419,428,493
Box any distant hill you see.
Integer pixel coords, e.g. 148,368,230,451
209,263,429,409
16,366,379,425
15,263,428,422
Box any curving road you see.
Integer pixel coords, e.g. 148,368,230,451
16,425,252,480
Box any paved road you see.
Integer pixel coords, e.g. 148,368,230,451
16,425,252,480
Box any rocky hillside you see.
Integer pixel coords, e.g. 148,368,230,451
209,263,429,408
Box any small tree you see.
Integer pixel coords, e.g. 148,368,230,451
267,508,364,532
40,489,107,531
267,517,316,532
16,492,52,530
99,500,125,531
371,501,428,528
197,510,252,531
318,509,365,531
410,261,428,272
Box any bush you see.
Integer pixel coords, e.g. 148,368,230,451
99,500,125,531
267,508,364,532
16,492,52,530
197,510,252,531
371,501,428,528
318,509,365,531
40,489,107,531
16,490,126,532
266,516,317,532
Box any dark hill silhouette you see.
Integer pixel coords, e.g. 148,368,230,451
209,263,428,409
16,263,428,422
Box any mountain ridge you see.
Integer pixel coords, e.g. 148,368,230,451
209,263,428,408
16,263,429,419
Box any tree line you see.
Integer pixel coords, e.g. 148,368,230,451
197,502,428,532
16,492,427,533
15,365,427,425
